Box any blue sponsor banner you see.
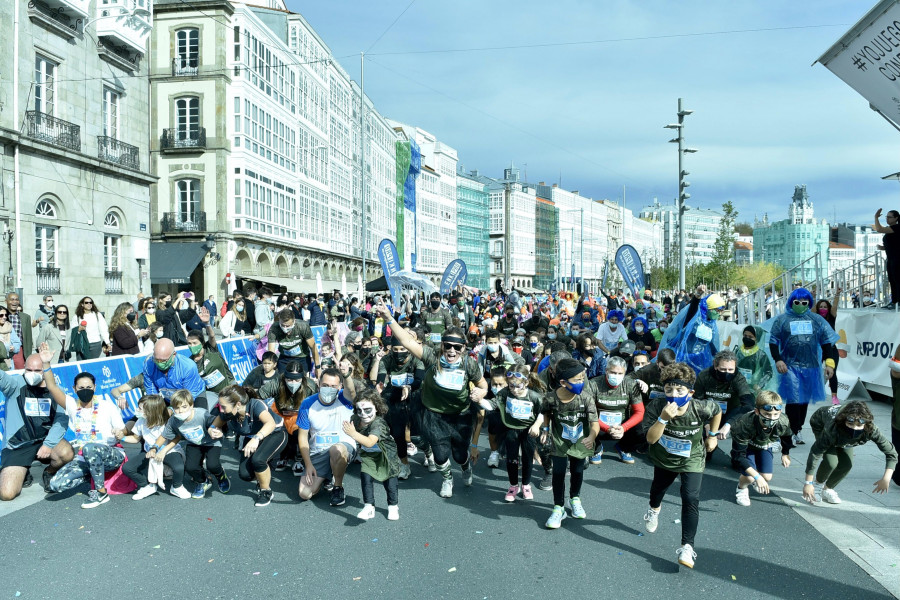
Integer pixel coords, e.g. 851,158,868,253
439,259,468,296
218,337,258,385
602,259,610,291
311,325,327,355
378,238,403,307
0,394,6,455
614,244,645,298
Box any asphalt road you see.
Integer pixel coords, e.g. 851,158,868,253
0,440,894,600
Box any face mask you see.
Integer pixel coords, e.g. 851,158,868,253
189,344,203,356
660,325,667,332
173,409,191,420
127,313,136,322
715,370,735,383
24,372,43,386
491,385,504,395
360,347,371,358
607,373,624,387
236,305,244,313
286,380,303,393
609,323,618,330
863,296,872,304
394,350,409,362
547,333,557,340
486,343,500,353
356,403,377,424
759,415,779,428
667,393,691,407
439,355,462,369
530,342,538,351
430,300,441,309
707,310,720,321
635,325,644,333
354,326,364,332
134,410,145,420
846,426,864,438
281,324,293,334
742,336,756,348
792,303,808,315
505,312,514,318
319,387,340,405
155,356,175,371
637,307,645,313
633,363,646,371
76,388,95,403
566,381,585,395
146,308,156,315
457,301,465,308
46,301,54,308
817,308,829,316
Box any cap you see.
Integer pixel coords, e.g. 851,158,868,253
705,294,726,310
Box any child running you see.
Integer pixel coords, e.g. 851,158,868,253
729,391,791,506
124,394,190,499
342,389,402,520
641,362,721,569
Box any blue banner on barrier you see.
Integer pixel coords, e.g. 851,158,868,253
439,259,468,296
378,238,403,307
614,244,645,299
217,337,258,385
311,325,327,354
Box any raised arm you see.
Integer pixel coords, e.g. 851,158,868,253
374,304,423,360
38,342,67,408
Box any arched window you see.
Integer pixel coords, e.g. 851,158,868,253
175,28,200,74
175,97,200,140
104,211,120,229
35,199,57,219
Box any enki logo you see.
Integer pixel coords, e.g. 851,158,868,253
102,366,112,378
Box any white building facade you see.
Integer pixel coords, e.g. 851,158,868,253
640,201,723,266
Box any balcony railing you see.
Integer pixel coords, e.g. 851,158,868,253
98,136,140,170
105,270,123,294
172,56,199,76
37,266,61,294
24,111,81,152
161,211,206,233
160,127,206,152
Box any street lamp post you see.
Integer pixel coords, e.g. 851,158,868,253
665,98,697,291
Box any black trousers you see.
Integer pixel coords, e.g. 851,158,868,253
361,472,399,505
184,445,224,484
123,450,185,488
238,430,288,481
551,455,586,506
649,467,702,546
785,403,809,436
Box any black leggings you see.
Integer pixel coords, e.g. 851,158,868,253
123,450,185,488
551,455,586,507
280,430,299,461
184,445,224,485
361,472,399,506
894,427,900,486
238,430,288,481
423,410,474,467
387,401,411,461
828,354,839,395
649,467,703,546
785,403,810,436
502,426,537,486
596,427,644,452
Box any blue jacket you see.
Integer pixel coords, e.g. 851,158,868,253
0,371,68,450
142,353,206,400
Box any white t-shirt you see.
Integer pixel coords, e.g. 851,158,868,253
81,312,110,345
298,393,356,456
65,396,125,449
594,322,624,351
133,418,184,455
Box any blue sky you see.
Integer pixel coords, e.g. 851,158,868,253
290,0,899,227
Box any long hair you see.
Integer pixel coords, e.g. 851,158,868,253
834,400,875,435
231,298,247,321
54,304,70,331
340,352,366,380
139,394,168,428
275,361,315,411
108,302,135,338
75,296,99,319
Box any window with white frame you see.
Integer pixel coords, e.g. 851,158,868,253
104,235,120,272
35,199,57,219
176,179,200,222
176,28,199,69
35,225,58,268
104,211,120,228
34,56,57,116
102,87,119,139
175,97,200,139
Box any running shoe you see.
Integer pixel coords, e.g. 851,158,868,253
504,485,519,502
22,470,33,488
570,496,586,519
191,483,207,499
589,445,604,465
133,485,158,501
487,451,500,468
643,508,660,533
42,468,55,493
792,431,805,445
358,504,376,520
406,442,418,457
521,484,534,500
329,485,346,506
216,472,231,494
81,489,109,509
735,486,751,507
255,488,273,507
387,505,400,521
292,461,304,477
538,472,553,491
439,478,453,498
676,544,697,569
170,485,191,499
324,479,334,492
425,452,438,473
822,487,841,504
398,463,411,480
462,467,474,486
615,443,635,464
274,459,288,472
545,505,567,529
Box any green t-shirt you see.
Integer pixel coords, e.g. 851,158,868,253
422,308,453,342
544,383,599,459
420,346,483,415
590,376,643,430
642,397,721,473
628,362,665,403
494,388,543,430
196,350,235,393
807,405,899,475
691,368,753,424
353,415,401,481
730,411,791,451
377,353,424,401
736,346,774,392
270,321,314,359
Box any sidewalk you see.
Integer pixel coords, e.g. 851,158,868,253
724,393,899,598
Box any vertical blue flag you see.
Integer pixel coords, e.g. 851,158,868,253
614,244,645,298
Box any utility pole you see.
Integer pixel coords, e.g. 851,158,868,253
665,98,697,290
360,52,367,282
579,207,584,295
504,182,511,291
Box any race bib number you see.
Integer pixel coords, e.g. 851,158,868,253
598,411,623,427
738,368,752,381
561,422,583,443
717,400,728,414
505,398,533,420
391,373,413,387
433,369,465,391
283,344,302,357
658,434,692,458
314,432,341,447
181,425,205,444
789,320,813,336
429,333,442,343
203,370,226,389
24,397,51,417
695,324,713,342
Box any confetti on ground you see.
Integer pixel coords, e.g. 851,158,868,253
152,545,161,549
273,573,278,577
731,575,737,581
617,552,623,555
353,577,362,581
637,533,644,537
78,526,84,530
371,538,378,542
207,518,213,522
15,593,21,597
448,567,457,573
425,543,429,547
475,531,483,534
674,519,681,524
53,524,58,527
30,540,35,544
252,572,260,575
208,559,214,563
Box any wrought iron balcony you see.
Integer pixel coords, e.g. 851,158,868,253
160,127,206,152
105,270,123,294
98,136,140,170
172,56,199,76
161,211,206,233
24,111,81,152
37,267,61,294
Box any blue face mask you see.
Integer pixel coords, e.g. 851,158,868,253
667,393,691,407
566,381,585,395
439,355,462,369
529,342,538,351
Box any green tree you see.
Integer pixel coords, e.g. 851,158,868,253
711,201,739,288
734,221,753,236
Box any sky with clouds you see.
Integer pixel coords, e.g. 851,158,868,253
289,0,900,227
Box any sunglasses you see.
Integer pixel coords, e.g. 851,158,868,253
844,417,868,425
506,371,527,380
84,300,94,305
792,300,809,306
442,343,464,352
760,404,783,412
56,311,68,315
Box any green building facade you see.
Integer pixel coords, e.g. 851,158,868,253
456,170,490,289
753,185,829,282
534,197,558,290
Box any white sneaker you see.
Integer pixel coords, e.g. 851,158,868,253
821,487,841,504
425,453,438,473
398,463,411,480
440,478,453,498
643,508,660,533
170,485,192,499
676,543,697,568
487,451,500,468
735,486,751,507
462,468,474,486
133,484,158,501
387,505,400,521
357,504,376,520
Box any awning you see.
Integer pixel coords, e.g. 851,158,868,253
238,275,344,294
149,242,207,285
366,275,389,292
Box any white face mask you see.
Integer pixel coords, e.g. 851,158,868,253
286,380,302,393
635,325,644,333
607,373,625,387
491,385,504,395
486,343,500,353
173,410,191,420
24,371,43,386
146,308,156,315
134,410,145,420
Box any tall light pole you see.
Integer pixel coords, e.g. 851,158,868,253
665,98,697,290
360,52,367,283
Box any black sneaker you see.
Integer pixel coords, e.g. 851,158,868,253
216,472,231,494
329,485,346,506
538,472,553,491
42,469,55,493
22,470,33,488
255,488,273,507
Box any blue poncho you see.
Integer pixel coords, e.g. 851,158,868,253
658,295,720,374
